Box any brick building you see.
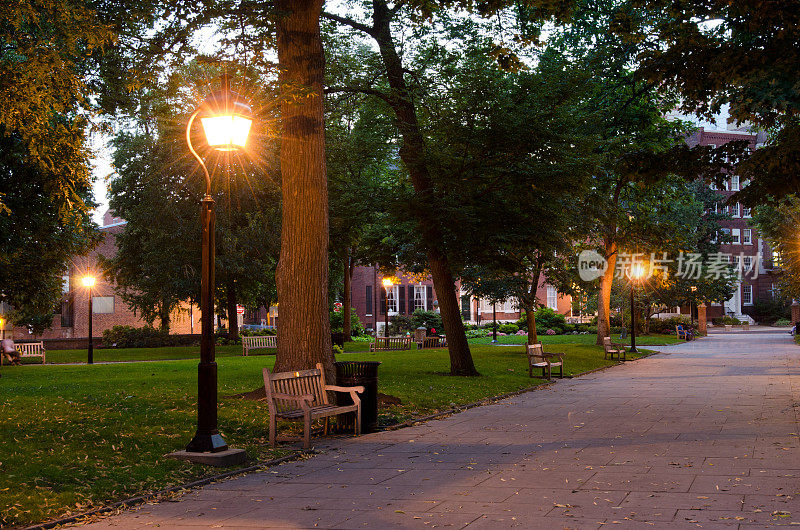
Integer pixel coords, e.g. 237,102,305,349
2,210,198,341
350,264,571,334
681,126,777,322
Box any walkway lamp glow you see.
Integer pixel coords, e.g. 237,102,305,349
629,264,646,353
185,74,253,454
82,275,96,364
382,278,394,337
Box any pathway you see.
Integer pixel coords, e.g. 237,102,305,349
79,330,800,529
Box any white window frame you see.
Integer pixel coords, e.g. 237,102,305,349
546,286,558,310
413,285,426,311
731,228,741,244
387,285,399,314
731,203,740,218
731,175,740,191
742,284,753,305
742,229,752,245
742,205,752,218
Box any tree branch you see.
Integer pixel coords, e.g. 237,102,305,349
325,85,392,104
321,11,375,36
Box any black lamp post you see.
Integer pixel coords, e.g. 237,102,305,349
629,264,644,354
382,278,393,337
82,275,95,364
492,302,498,343
184,74,253,454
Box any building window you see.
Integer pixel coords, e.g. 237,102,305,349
742,229,752,245
742,205,752,217
92,296,115,314
460,294,471,320
414,285,426,311
742,284,753,305
731,228,741,244
387,286,399,314
365,285,372,316
547,286,558,310
62,275,70,294
731,203,740,217
731,175,740,191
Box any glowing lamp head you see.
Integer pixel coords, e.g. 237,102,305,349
199,74,253,151
630,264,646,280
382,278,394,288
82,276,96,288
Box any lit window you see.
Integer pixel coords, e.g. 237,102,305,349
387,286,399,313
414,285,426,311
62,275,70,294
731,229,741,244
92,296,115,314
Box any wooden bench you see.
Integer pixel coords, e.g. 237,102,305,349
526,343,564,379
1,339,45,365
242,335,276,356
262,363,364,449
369,337,412,352
603,336,626,361
417,336,447,349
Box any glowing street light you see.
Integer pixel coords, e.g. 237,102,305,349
82,275,96,364
629,263,646,353
184,74,253,456
382,278,394,337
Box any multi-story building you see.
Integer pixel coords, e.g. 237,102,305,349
350,264,571,334
683,126,777,322
2,210,199,341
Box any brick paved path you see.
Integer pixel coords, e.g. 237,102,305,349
81,331,800,529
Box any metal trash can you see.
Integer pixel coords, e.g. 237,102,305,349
334,361,381,433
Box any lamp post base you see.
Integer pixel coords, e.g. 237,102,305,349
167,448,247,467
185,431,228,453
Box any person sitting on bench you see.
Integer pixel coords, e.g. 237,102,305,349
1,339,21,365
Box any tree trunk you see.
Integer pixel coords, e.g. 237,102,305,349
159,300,170,333
343,248,352,338
372,0,477,376
596,240,618,345
226,282,238,341
274,0,335,379
526,305,538,345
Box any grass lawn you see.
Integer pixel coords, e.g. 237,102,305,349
0,342,656,526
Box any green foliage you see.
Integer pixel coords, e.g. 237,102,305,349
711,316,742,326
774,319,792,327
388,314,415,335
101,325,196,348
498,323,519,334
332,344,344,356
648,316,694,334
751,299,791,325
532,307,566,333
330,308,364,336
412,309,443,334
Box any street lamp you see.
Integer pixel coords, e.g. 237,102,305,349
491,302,498,343
184,74,253,455
382,278,394,337
0,316,5,340
629,263,646,353
82,275,96,364
690,285,697,323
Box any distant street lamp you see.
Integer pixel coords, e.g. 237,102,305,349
382,278,394,337
690,285,697,323
629,264,646,353
0,316,5,340
82,275,96,364
184,74,253,454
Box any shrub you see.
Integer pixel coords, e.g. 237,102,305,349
517,307,566,333
648,316,693,334
240,328,276,336
711,316,742,326
102,325,191,348
388,314,415,335
498,323,519,334
466,328,488,339
332,344,344,356
545,328,556,335
330,307,365,336
774,319,792,327
752,299,791,325
412,309,443,334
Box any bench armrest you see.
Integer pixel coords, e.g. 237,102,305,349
325,385,365,394
542,352,565,360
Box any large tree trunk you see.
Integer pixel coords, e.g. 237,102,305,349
596,240,617,345
274,0,335,378
226,281,238,341
372,0,477,376
526,305,538,345
343,248,352,338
